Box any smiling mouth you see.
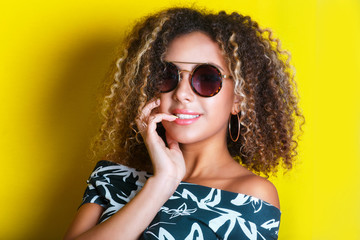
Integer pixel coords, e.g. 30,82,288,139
175,114,200,119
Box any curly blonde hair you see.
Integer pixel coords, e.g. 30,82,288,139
90,7,304,176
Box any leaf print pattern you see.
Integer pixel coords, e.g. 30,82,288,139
161,203,197,219
80,161,281,239
261,219,280,231
185,223,204,240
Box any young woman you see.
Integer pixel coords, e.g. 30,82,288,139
64,7,302,240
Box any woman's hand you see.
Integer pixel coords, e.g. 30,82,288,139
136,98,186,188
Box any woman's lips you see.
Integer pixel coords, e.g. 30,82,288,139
172,109,201,125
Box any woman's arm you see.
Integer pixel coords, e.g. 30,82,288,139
64,99,185,240
64,175,179,240
63,203,104,240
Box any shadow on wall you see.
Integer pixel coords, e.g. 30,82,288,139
28,33,122,239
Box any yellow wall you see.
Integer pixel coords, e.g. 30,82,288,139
1,0,359,239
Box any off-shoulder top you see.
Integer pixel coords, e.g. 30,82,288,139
80,160,281,239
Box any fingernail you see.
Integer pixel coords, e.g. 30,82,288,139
156,99,160,104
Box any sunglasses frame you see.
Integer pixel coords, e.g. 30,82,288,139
160,61,233,97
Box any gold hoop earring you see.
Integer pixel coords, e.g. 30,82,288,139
229,113,240,142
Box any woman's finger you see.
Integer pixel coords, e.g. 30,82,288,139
139,99,160,121
147,113,177,133
135,98,160,131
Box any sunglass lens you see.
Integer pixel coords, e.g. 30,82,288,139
192,65,222,97
159,62,178,93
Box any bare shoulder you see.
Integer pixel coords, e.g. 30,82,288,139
232,172,280,209
222,164,280,209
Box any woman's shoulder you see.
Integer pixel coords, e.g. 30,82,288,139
87,160,152,185
208,162,279,210
229,168,280,209
185,163,280,210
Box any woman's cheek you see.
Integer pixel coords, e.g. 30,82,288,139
159,95,171,114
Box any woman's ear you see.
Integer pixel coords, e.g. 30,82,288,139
231,95,241,115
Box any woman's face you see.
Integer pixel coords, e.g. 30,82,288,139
159,31,238,145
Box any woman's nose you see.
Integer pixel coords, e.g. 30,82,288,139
172,71,195,103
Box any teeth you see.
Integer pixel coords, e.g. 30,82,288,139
176,114,200,119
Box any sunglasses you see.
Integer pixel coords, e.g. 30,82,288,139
158,61,232,97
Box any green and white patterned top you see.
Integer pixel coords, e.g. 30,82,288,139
81,160,281,239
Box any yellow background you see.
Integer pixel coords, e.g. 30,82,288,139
1,0,359,239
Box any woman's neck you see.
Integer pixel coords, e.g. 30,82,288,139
179,137,234,181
